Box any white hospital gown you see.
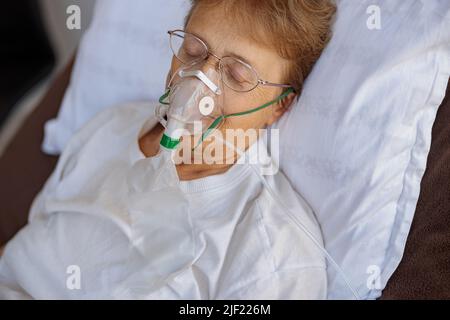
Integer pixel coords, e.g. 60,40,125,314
0,102,326,299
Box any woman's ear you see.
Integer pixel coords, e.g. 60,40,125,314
266,92,297,126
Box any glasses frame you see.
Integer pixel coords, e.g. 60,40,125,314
168,29,293,93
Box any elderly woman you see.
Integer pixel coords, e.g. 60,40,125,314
0,0,335,299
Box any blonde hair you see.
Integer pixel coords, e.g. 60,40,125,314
186,0,336,93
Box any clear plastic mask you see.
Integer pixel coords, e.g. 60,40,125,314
156,63,225,149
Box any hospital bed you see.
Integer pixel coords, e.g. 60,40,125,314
0,56,448,298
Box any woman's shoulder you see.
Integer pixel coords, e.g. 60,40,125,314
59,100,157,158
253,170,326,270
216,174,327,299
82,101,158,136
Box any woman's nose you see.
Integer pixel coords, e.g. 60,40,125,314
199,55,220,74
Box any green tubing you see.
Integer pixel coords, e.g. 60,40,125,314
160,133,180,150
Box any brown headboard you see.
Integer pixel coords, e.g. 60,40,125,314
0,58,73,245
381,79,450,299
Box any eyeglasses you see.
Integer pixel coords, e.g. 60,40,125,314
168,30,292,93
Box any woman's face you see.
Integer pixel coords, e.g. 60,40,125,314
167,3,296,158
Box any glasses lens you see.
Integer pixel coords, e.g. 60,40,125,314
220,57,258,92
170,31,207,65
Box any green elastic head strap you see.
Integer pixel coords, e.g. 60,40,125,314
158,87,295,150
159,90,170,105
195,87,295,148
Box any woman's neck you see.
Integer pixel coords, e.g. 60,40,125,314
138,123,234,181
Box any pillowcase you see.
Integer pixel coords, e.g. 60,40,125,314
273,1,450,299
42,0,190,153
42,0,450,299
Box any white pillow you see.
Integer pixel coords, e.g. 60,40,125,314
42,0,450,299
274,1,450,299
42,0,191,153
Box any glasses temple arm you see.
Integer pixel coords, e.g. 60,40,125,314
258,79,293,88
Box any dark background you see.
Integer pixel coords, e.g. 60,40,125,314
0,0,55,129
